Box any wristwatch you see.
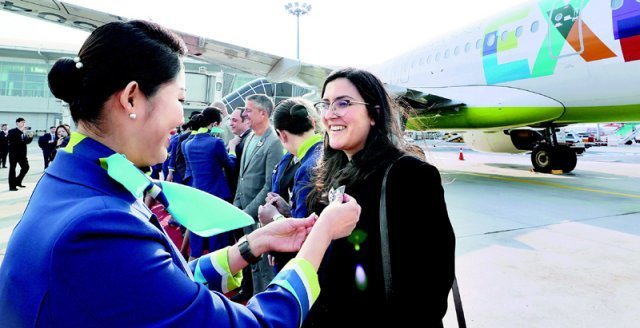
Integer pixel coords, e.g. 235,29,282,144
238,236,261,265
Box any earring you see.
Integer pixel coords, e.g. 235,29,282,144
129,113,137,120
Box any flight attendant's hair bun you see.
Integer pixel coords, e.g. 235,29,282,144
48,57,83,104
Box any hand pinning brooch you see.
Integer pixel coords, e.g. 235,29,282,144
328,185,346,203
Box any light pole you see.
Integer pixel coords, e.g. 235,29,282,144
284,2,312,60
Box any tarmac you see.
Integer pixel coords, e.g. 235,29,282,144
2,142,640,327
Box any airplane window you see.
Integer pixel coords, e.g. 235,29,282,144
445,49,450,58
454,46,460,56
487,33,496,47
501,31,509,42
515,26,524,38
419,58,424,66
476,38,482,49
427,55,432,64
531,20,539,33
611,0,623,10
435,52,441,62
465,42,471,52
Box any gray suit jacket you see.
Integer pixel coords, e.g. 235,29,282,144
233,127,284,220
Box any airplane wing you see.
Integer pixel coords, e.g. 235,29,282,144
0,0,334,89
396,85,565,130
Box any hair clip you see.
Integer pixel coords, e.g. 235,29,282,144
73,56,83,69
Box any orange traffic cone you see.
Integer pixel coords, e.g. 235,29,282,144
458,148,465,161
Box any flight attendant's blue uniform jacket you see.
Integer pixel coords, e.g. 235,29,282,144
184,130,236,256
181,132,197,185
272,134,323,218
184,130,236,201
0,133,319,327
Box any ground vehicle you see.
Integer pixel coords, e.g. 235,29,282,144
561,133,580,145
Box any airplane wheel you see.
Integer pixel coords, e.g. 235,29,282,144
552,146,577,173
531,145,553,173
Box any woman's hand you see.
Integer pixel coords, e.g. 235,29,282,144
294,193,361,270
257,201,281,226
249,215,317,255
228,135,241,152
265,192,291,217
315,193,361,240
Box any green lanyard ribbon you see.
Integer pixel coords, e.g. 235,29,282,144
104,153,253,236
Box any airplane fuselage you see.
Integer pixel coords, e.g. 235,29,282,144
371,0,640,129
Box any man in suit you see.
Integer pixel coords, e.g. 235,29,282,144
232,94,283,301
0,123,8,168
211,101,235,146
7,118,33,191
227,107,251,196
38,126,57,169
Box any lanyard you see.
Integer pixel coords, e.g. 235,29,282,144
102,153,253,237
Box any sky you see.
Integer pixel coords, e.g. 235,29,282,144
0,0,531,67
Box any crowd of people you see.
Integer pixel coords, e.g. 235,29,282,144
0,19,455,327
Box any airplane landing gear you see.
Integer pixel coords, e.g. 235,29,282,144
530,127,578,173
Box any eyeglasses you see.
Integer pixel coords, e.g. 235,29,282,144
314,99,369,117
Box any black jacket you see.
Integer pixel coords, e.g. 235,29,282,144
305,155,455,327
7,128,33,158
0,130,8,150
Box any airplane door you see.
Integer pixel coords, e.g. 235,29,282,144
401,61,410,84
547,0,585,59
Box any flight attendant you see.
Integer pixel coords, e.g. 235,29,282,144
0,20,361,327
184,107,237,259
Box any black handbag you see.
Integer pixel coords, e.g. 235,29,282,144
379,156,466,328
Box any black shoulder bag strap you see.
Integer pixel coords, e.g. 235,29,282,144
379,156,466,328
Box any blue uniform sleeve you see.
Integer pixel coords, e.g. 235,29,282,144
271,154,289,194
189,247,242,293
51,209,319,327
290,148,319,218
290,164,313,218
167,135,179,170
213,138,236,171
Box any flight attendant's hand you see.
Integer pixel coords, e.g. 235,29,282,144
249,215,317,254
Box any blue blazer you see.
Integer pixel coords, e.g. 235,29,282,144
271,140,322,218
181,133,196,185
290,141,322,218
184,133,235,200
0,134,319,327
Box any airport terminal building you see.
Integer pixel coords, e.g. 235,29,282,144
0,39,308,133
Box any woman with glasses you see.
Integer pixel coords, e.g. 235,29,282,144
0,20,362,327
305,68,455,327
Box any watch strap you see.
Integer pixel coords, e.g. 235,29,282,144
238,236,261,265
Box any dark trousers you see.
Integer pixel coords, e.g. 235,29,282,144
9,154,29,189
0,148,7,167
42,151,52,169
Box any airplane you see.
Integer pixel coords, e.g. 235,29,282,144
2,0,639,173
